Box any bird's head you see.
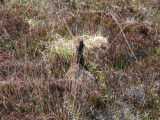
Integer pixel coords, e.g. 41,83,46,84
74,38,84,51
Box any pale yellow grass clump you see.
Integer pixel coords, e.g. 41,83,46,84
43,35,109,61
83,35,108,49
53,35,108,51
51,38,74,57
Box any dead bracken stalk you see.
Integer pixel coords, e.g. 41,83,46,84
23,2,32,16
63,18,74,37
108,13,138,62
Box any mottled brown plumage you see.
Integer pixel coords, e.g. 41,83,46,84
65,38,96,84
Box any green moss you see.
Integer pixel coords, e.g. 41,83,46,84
96,71,104,82
156,46,160,56
132,25,149,35
18,104,34,114
0,103,5,109
92,3,102,11
88,94,104,109
123,26,132,33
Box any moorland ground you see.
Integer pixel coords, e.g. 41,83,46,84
0,0,160,119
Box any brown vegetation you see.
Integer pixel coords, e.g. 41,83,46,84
0,0,160,119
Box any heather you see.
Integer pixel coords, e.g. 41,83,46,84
0,0,160,119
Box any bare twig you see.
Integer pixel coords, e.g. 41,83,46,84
103,89,114,100
55,8,68,16
63,18,74,37
108,13,138,62
23,1,32,16
3,96,7,108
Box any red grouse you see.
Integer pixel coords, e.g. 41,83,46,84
65,38,96,84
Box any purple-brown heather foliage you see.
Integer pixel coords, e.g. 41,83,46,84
0,0,160,119
2,17,29,39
